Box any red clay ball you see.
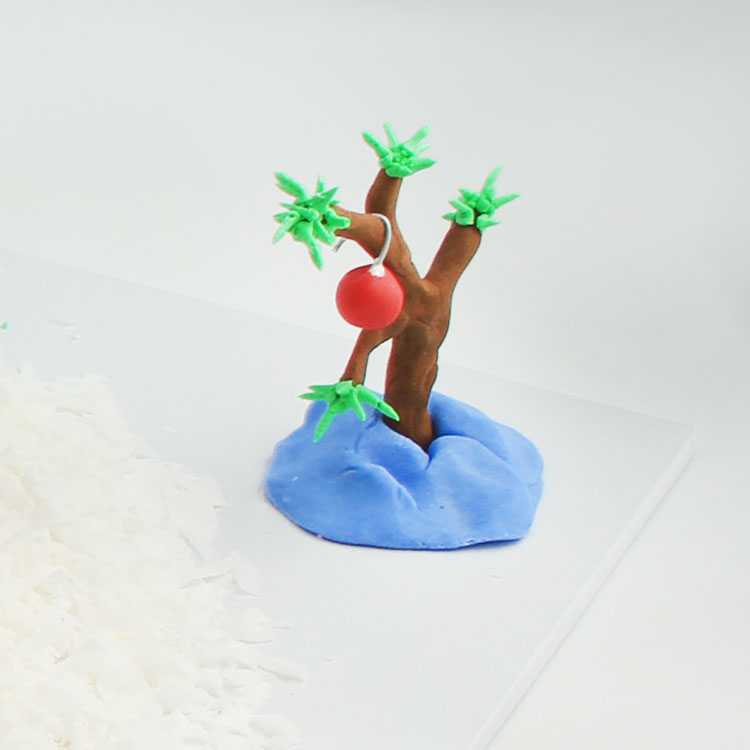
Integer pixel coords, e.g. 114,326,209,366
336,265,405,330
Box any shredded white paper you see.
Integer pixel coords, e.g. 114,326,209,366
0,361,299,749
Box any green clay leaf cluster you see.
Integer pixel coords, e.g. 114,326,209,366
444,167,519,232
363,123,436,179
273,174,351,269
301,380,400,441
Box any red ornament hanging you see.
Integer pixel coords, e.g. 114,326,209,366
335,214,405,330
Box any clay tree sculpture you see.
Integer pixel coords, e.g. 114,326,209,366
266,124,543,550
273,124,518,450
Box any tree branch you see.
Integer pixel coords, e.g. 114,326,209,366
340,328,393,385
332,208,385,260
333,207,422,288
365,169,412,273
424,223,482,293
334,167,426,289
364,169,402,218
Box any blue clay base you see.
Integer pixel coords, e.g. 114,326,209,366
264,392,544,550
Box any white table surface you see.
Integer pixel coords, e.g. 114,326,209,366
1,2,748,747
0,250,693,748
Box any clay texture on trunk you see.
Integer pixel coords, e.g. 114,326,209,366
335,171,483,450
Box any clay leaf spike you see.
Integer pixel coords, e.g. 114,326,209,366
272,173,351,269
356,387,400,421
362,123,436,179
443,166,519,232
300,381,399,441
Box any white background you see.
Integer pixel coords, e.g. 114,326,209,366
1,1,748,747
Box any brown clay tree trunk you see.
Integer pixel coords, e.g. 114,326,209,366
334,171,483,451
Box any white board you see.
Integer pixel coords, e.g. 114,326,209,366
0,249,692,749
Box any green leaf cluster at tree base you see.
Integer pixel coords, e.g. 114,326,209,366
301,380,399,441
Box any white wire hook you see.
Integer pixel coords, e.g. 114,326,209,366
333,213,392,277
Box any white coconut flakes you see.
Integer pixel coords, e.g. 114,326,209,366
0,360,299,749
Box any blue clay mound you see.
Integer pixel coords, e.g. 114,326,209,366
264,392,544,550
